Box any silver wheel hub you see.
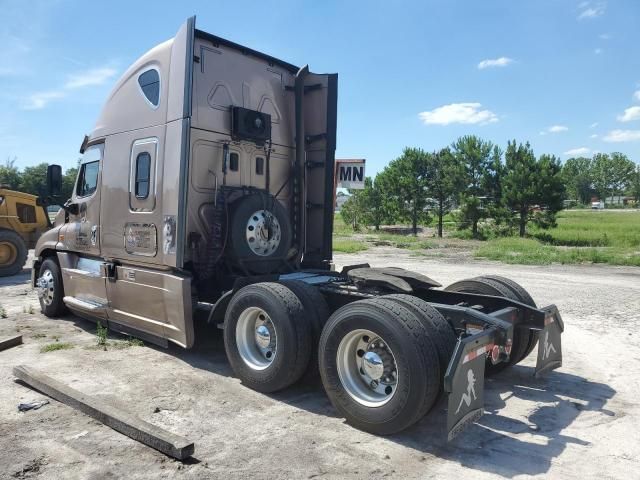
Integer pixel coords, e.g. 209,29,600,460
362,351,384,380
236,307,277,370
37,269,55,306
246,210,281,256
336,329,399,407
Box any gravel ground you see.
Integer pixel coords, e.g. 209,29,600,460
0,248,639,479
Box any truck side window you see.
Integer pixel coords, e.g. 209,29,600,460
138,69,160,107
229,152,239,171
77,161,100,197
135,152,151,199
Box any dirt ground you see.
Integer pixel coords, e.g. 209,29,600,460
1,248,639,479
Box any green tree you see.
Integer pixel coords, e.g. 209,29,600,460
592,153,636,202
19,163,49,196
562,157,593,205
376,148,431,234
502,141,540,237
451,135,494,237
0,157,21,189
340,192,364,230
339,177,387,231
359,176,388,230
631,164,640,204
61,167,78,201
533,154,565,229
425,148,464,237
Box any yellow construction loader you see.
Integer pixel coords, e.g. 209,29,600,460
0,188,50,276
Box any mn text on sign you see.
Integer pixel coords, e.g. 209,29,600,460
336,160,366,189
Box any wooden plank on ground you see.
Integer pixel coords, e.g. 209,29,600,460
13,365,194,460
0,335,22,352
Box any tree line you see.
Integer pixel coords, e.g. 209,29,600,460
341,135,639,238
0,158,78,202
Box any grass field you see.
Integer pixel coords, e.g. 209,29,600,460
476,210,640,266
333,210,640,266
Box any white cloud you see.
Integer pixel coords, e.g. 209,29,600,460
541,125,568,135
617,106,640,122
477,57,514,70
633,90,640,102
578,2,606,20
418,103,498,126
599,33,611,40
22,90,66,110
564,147,591,156
590,122,599,128
65,67,117,89
21,65,118,111
594,48,603,55
603,129,640,142
590,133,599,138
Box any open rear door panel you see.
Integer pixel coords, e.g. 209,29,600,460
300,72,338,268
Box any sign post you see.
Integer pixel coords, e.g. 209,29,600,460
334,159,366,210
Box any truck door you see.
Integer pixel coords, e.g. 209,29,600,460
58,142,108,317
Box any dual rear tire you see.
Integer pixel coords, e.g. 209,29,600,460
223,284,455,435
444,275,537,373
223,277,535,434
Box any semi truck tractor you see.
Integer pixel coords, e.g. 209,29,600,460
33,17,563,439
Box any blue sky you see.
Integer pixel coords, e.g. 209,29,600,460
1,0,639,176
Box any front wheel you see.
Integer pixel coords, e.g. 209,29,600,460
37,258,68,317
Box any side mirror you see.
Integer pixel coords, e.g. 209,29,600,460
47,164,63,197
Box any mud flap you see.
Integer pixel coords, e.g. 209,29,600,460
445,333,494,441
535,305,563,377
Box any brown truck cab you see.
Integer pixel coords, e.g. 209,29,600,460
33,17,563,439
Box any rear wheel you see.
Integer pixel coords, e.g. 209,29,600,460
37,258,67,317
382,294,456,393
223,283,312,393
318,298,440,435
474,275,538,360
279,280,329,377
0,229,28,277
444,277,529,373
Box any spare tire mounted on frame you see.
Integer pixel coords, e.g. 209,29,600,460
226,193,292,274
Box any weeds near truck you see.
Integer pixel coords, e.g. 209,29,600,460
40,342,73,353
96,321,108,348
22,305,35,314
125,337,144,347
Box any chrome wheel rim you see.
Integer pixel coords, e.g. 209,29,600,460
236,307,277,370
336,329,399,407
246,210,281,256
37,269,55,306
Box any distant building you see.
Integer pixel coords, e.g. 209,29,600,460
605,195,634,206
